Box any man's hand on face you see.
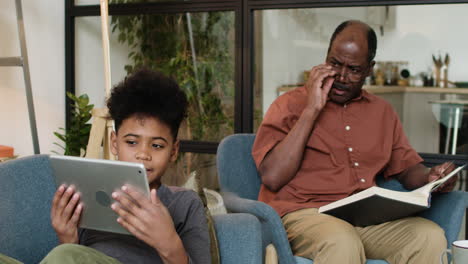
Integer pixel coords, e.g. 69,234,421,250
305,64,337,113
427,162,457,192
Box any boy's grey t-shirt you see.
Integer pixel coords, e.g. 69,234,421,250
79,184,211,264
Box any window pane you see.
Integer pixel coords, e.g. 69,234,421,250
254,5,468,155
75,16,130,109
75,11,235,142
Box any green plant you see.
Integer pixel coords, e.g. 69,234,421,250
53,92,94,156
110,5,235,182
110,3,234,142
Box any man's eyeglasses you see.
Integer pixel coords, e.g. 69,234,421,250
329,64,368,83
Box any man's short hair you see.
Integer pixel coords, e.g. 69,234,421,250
107,68,188,139
327,20,377,63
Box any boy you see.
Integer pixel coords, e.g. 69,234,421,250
45,69,210,263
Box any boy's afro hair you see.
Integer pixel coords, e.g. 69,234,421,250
107,68,188,139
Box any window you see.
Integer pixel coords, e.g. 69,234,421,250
75,12,235,143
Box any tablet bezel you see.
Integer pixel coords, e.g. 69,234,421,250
49,155,150,235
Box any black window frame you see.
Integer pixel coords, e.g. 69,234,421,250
66,0,242,154
65,0,468,157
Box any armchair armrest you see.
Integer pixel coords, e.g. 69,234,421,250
222,192,297,264
419,191,468,245
213,213,262,264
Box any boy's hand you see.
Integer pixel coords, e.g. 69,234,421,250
51,184,83,244
112,185,188,264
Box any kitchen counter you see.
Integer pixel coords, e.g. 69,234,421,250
364,85,468,94
363,85,468,154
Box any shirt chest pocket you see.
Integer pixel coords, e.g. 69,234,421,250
304,132,340,168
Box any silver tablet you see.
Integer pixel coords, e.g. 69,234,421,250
49,155,150,235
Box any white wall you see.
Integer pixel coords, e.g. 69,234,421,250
0,0,131,157
378,5,468,83
0,0,64,156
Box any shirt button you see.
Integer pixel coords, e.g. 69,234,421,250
345,126,351,131
360,178,366,183
354,162,359,167
348,147,353,152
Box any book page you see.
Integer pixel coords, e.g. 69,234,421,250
412,164,466,195
319,186,427,213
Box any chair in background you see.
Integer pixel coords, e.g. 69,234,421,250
0,155,263,264
217,133,468,264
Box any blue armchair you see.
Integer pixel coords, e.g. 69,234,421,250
0,154,263,264
217,133,468,264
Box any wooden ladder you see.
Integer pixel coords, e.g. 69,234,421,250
84,0,115,160
0,0,40,154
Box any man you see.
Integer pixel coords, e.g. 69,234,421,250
252,20,456,264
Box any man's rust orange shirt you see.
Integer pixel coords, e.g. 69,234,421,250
252,86,423,217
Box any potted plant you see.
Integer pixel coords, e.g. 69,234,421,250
53,92,94,157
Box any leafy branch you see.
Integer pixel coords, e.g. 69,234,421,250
53,92,93,156
110,5,234,141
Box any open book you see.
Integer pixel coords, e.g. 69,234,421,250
318,164,466,227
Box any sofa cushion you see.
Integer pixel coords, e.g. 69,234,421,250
0,155,59,264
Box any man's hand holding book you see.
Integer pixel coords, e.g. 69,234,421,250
428,161,457,193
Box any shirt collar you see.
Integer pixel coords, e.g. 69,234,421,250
351,89,372,103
